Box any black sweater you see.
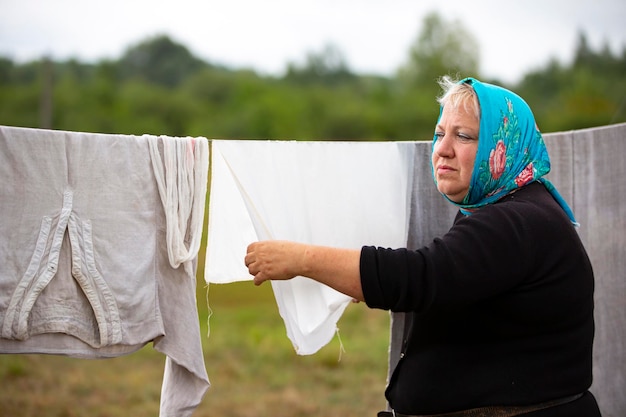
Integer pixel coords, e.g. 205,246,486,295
360,182,598,415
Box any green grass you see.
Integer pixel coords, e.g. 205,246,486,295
0,280,391,417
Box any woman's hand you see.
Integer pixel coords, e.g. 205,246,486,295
245,240,365,301
245,241,306,286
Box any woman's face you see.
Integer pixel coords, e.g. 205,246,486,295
432,102,480,203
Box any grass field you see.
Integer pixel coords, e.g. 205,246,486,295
0,279,392,417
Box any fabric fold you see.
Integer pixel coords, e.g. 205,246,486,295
148,135,209,277
205,139,415,354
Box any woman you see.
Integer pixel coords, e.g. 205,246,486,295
245,77,601,416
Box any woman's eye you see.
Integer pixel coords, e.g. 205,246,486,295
434,132,444,140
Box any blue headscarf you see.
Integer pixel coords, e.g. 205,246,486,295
432,77,578,226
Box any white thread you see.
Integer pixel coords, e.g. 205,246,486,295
205,283,213,339
335,327,346,362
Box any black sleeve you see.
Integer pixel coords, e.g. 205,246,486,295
360,200,537,312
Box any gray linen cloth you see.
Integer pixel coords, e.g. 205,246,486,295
0,125,210,417
544,123,626,417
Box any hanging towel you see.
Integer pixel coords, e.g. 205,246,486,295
542,124,626,417
0,125,210,417
206,140,415,354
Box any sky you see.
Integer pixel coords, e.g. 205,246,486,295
1,0,624,84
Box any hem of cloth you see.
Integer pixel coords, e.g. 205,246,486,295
0,335,151,358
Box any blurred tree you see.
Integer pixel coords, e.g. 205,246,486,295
398,12,480,87
118,34,208,87
0,57,13,85
285,44,356,86
573,32,594,68
5,60,41,85
393,11,481,140
0,79,40,128
0,23,623,139
518,30,626,131
39,57,53,128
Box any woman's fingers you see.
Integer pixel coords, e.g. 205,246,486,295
245,241,302,284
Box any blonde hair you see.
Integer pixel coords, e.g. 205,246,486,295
436,76,480,121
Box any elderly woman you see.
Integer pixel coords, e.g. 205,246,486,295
245,77,601,416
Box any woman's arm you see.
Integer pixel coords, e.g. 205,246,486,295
245,241,364,301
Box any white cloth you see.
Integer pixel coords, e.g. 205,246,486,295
0,126,210,417
149,135,208,277
206,140,415,354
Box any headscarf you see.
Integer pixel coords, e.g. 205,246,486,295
432,77,578,226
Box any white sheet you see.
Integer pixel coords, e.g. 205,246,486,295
206,140,415,354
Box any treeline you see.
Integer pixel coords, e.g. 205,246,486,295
0,13,624,140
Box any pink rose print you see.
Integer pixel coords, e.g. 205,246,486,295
489,140,506,180
515,163,534,187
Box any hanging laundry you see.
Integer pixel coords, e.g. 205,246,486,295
541,125,626,417
206,140,416,354
0,125,210,417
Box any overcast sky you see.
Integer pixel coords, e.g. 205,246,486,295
1,0,624,83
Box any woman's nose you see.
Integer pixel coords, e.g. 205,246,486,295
435,134,454,158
